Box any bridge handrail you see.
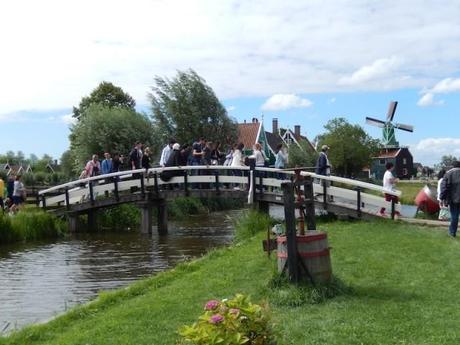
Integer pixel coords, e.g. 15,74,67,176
300,171,401,197
38,165,250,195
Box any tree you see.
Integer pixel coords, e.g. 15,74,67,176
60,150,76,178
70,104,156,171
73,81,136,119
149,69,237,147
287,141,318,169
436,155,458,171
317,118,381,177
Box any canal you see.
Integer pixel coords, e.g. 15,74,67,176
0,209,241,333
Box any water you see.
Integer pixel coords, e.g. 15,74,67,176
0,210,240,332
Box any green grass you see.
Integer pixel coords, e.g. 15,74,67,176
397,181,427,205
0,210,66,244
2,217,459,345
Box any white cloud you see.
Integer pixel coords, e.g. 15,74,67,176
1,1,460,114
417,77,460,106
261,94,313,111
61,114,77,125
227,106,236,112
411,138,460,165
338,56,401,86
416,92,444,107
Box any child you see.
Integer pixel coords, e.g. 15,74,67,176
380,162,400,217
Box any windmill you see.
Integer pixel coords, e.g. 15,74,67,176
365,101,414,147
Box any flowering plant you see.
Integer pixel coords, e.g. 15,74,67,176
178,294,276,345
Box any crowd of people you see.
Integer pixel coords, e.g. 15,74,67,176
79,138,290,182
0,175,26,214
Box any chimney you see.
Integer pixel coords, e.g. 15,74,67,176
294,125,301,137
272,118,278,134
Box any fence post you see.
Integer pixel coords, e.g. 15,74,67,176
41,194,47,211
303,176,316,230
89,181,95,206
391,197,396,220
140,173,145,198
356,187,362,218
322,179,328,210
114,178,119,201
215,170,220,195
154,172,159,196
65,188,70,211
282,181,299,284
184,170,189,196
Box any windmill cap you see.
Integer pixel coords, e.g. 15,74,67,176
321,144,330,150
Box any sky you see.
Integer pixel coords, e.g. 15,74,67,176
1,0,459,166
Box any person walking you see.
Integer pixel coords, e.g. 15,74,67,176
112,153,122,173
159,139,176,167
85,155,101,177
315,145,332,201
440,161,460,238
11,175,26,213
142,147,152,171
379,162,401,217
129,142,142,170
0,176,5,212
437,169,450,221
231,143,245,190
275,143,288,180
101,153,113,175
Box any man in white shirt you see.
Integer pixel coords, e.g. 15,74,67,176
380,162,400,216
159,139,176,167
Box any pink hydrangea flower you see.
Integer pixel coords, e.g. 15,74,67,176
209,314,224,324
204,300,220,310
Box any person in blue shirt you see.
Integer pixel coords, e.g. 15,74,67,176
101,153,113,175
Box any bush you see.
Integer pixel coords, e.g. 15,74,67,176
169,197,207,219
178,294,276,345
234,210,273,243
0,210,66,244
98,204,141,230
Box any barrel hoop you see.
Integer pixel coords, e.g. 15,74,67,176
277,234,327,244
277,248,330,259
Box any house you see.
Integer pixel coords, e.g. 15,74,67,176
0,162,33,176
371,147,414,180
237,117,315,165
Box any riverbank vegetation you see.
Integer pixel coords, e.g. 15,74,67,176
2,212,459,345
0,210,66,244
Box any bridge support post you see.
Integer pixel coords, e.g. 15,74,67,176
140,204,153,234
258,201,270,214
157,201,168,235
87,210,98,232
68,214,80,233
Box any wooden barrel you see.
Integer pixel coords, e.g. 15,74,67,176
277,231,332,284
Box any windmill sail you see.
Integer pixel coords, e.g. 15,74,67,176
394,123,414,132
365,117,386,128
386,101,398,121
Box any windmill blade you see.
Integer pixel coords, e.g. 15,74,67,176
394,123,414,132
386,101,398,121
366,117,386,128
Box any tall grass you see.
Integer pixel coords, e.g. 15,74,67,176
234,209,273,242
0,211,66,244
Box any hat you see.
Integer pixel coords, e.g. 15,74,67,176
172,143,181,150
321,144,330,150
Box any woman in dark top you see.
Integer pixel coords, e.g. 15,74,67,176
210,142,223,165
142,147,151,171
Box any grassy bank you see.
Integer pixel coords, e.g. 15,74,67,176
2,213,459,344
0,210,66,245
397,181,426,205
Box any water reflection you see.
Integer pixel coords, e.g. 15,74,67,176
0,210,239,331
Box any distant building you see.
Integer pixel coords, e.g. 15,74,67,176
371,147,414,180
0,162,33,176
237,117,315,165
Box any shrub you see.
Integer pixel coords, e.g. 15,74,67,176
178,294,276,345
234,210,273,243
98,204,141,230
169,197,207,219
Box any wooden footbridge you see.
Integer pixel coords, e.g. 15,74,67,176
38,166,401,234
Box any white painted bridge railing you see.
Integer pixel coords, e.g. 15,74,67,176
38,166,401,217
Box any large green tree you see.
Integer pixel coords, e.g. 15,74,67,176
287,141,318,169
70,104,156,171
149,69,237,146
73,81,136,119
317,118,381,177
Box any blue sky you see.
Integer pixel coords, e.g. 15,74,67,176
1,0,460,166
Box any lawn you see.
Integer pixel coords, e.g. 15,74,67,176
1,217,459,345
397,181,428,205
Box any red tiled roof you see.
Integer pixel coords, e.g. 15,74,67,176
237,123,260,149
374,148,401,158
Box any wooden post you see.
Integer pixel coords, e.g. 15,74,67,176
140,204,153,234
391,198,396,220
114,178,119,201
87,210,97,232
356,187,362,218
184,170,189,196
303,176,316,230
157,200,168,235
89,181,95,206
154,172,159,196
140,173,145,198
215,170,220,195
68,214,80,233
258,200,270,214
322,179,328,210
282,182,298,284
41,194,47,210
65,188,70,211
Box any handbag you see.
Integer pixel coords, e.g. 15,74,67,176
438,206,450,221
